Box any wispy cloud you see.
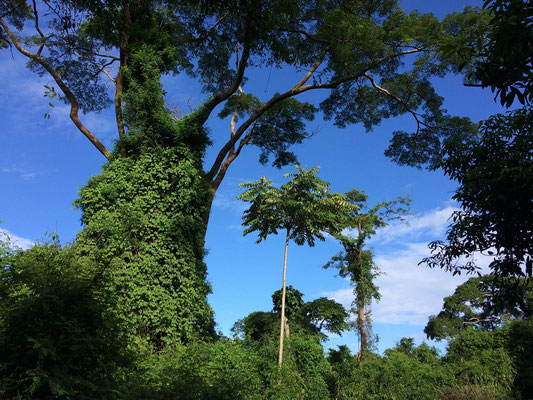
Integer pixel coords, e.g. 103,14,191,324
0,228,34,250
368,204,460,245
1,167,39,180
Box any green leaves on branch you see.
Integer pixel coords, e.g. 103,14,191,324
238,165,353,245
425,275,533,341
423,107,533,278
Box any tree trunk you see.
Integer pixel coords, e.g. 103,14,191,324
356,295,366,365
355,236,366,365
278,229,290,366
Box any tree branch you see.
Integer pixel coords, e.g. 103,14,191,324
206,47,426,184
364,73,427,134
72,50,116,83
202,43,251,118
0,18,111,160
294,48,328,89
210,122,258,192
31,0,48,56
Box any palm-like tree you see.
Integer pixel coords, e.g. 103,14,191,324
238,165,351,365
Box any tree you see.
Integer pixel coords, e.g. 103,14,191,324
0,0,488,346
325,190,409,364
425,275,532,341
232,286,349,343
423,107,533,279
0,0,487,229
73,48,216,347
238,165,350,365
419,0,533,279
474,0,533,107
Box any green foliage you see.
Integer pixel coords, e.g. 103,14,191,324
424,107,533,277
0,237,132,399
272,285,305,318
421,1,533,278
121,46,211,156
75,145,215,347
124,341,264,400
249,98,318,168
445,328,515,398
1,0,493,170
302,297,351,337
330,341,453,400
0,0,30,43
73,41,216,348
476,0,533,107
425,275,533,341
238,165,350,245
504,319,533,399
124,333,334,400
233,287,349,343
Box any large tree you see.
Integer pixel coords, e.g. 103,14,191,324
0,0,487,226
421,0,533,278
0,0,488,343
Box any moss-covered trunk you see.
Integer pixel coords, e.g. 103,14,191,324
74,46,215,348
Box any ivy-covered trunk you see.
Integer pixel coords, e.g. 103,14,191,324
74,47,215,348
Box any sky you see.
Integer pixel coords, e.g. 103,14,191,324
0,0,506,354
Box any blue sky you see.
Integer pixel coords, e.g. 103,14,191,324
0,0,506,354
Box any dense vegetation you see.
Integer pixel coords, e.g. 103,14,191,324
0,0,531,398
1,236,531,399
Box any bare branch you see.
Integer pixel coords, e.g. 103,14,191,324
73,50,116,83
203,43,251,117
209,11,229,32
210,122,258,193
0,18,111,160
294,48,328,89
31,0,48,56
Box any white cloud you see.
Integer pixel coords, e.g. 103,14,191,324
1,167,39,180
368,204,460,245
322,204,493,327
0,228,34,250
212,191,248,214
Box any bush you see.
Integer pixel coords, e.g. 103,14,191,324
0,237,132,399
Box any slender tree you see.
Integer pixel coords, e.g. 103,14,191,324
325,190,409,364
238,165,352,365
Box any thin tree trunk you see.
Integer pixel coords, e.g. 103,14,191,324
278,228,290,366
356,295,366,365
355,226,367,365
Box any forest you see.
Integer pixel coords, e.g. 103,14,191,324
0,0,532,398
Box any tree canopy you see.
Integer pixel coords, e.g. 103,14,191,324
0,0,490,205
425,275,532,341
